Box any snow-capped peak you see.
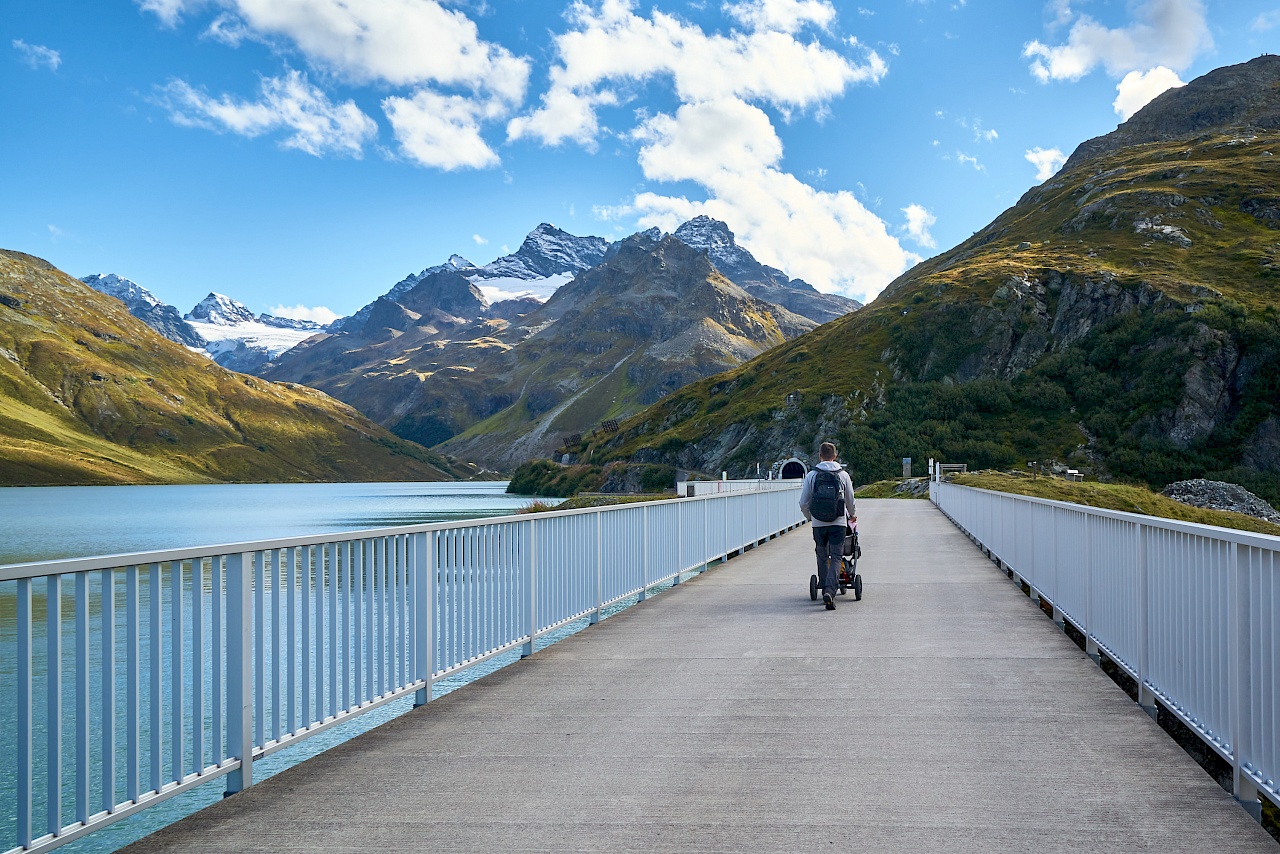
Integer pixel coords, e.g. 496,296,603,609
81,273,163,309
444,254,474,270
185,292,258,326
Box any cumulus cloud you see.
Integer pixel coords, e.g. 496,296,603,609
513,0,904,299
1023,0,1211,82
12,39,61,71
269,303,340,324
1113,65,1184,120
508,0,885,147
626,100,916,301
472,234,488,245
723,0,837,33
140,0,528,168
159,69,377,157
383,89,502,169
1025,146,1066,180
901,204,937,249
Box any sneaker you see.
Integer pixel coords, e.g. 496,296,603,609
823,593,835,610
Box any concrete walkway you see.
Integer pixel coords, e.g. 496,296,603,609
124,499,1277,853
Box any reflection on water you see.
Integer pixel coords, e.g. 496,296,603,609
0,481,545,565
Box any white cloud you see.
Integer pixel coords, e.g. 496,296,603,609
1025,146,1066,180
508,0,885,147
472,234,488,245
383,89,501,169
1112,65,1184,120
137,0,186,27
723,0,837,33
140,0,527,168
47,224,65,239
269,304,340,324
1023,0,1212,82
901,204,937,249
980,128,998,142
159,70,377,157
1253,10,1280,31
955,151,983,171
12,39,61,71
628,100,916,301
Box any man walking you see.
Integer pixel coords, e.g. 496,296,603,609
799,442,856,610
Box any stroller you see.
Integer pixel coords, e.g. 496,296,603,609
810,516,863,601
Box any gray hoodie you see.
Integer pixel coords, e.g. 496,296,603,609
799,461,856,528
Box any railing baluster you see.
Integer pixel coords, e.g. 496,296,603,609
102,567,117,812
46,574,62,836
225,552,253,794
329,542,340,719
76,571,89,823
254,551,265,752
286,546,297,735
148,560,162,793
191,559,204,775
170,560,185,784
212,556,223,765
126,566,140,802
17,577,33,850
272,550,282,743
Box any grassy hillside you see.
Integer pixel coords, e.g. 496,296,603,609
948,471,1280,537
0,250,473,485
592,122,1280,504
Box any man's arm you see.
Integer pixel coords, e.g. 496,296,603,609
798,472,814,521
841,471,857,519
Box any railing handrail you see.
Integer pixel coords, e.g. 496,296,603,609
1,481,806,854
940,482,1280,548
0,485,802,581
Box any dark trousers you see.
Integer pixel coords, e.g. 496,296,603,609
812,525,844,598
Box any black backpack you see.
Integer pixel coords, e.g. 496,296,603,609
810,469,844,522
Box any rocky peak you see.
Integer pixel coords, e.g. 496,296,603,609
81,273,162,309
398,270,489,321
1063,55,1280,173
257,314,326,331
186,292,257,326
484,223,609,280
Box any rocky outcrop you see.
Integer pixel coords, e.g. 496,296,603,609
1162,479,1280,524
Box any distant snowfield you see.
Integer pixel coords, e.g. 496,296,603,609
187,319,320,359
474,272,572,304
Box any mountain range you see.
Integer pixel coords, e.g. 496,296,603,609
1,251,471,485
261,225,831,469
589,55,1280,505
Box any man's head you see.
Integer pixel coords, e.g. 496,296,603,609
819,442,837,461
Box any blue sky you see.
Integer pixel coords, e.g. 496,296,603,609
3,1,1275,320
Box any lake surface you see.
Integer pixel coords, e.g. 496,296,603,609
0,481,544,565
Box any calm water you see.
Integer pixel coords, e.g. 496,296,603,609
0,481,542,565
0,480,583,853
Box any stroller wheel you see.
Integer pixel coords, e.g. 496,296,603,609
853,574,863,601
809,574,818,601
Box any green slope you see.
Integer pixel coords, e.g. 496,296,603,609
592,61,1280,504
0,250,474,485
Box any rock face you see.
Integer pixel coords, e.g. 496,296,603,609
595,56,1280,504
183,293,327,374
673,216,861,323
1162,479,1280,524
81,273,206,349
1062,55,1280,172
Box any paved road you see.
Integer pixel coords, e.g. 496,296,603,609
124,499,1277,852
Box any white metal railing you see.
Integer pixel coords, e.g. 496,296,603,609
931,479,1280,811
678,479,801,497
0,484,803,854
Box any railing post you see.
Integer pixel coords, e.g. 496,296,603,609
1229,543,1262,820
639,504,649,602
414,532,433,706
522,519,537,657
1084,512,1100,663
673,499,683,585
590,512,602,625
1136,523,1157,719
225,552,254,795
